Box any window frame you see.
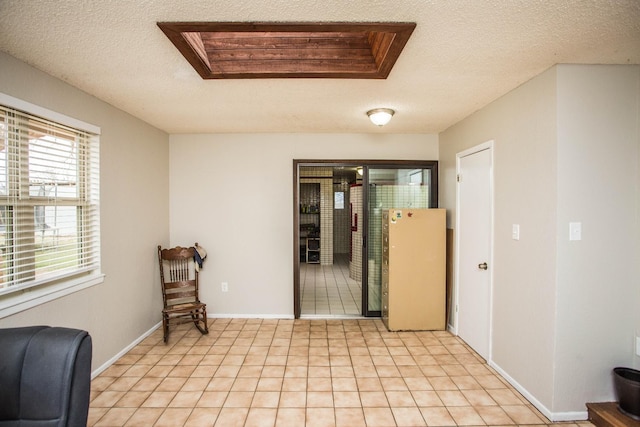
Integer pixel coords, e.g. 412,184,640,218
0,93,103,319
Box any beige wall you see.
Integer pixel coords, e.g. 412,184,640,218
169,133,438,317
0,52,170,372
439,64,640,419
440,67,558,412
553,65,640,411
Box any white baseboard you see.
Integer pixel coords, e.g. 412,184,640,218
91,321,161,379
300,314,365,320
209,313,295,319
489,360,588,422
549,411,590,422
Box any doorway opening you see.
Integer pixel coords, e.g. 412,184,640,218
293,160,439,319
297,165,363,318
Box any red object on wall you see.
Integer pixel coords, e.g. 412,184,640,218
350,204,358,261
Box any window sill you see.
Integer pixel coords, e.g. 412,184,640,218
0,273,105,319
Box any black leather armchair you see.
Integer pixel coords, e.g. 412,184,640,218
0,326,92,427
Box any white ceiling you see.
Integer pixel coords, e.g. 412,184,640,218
1,1,639,134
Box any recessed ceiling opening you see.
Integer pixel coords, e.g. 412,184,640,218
158,22,416,79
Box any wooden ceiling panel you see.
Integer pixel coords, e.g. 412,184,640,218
158,22,415,79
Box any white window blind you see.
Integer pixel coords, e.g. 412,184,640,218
0,104,100,295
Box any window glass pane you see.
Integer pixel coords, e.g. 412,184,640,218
334,191,344,209
35,205,79,279
0,206,8,289
367,168,433,313
0,118,7,200
28,135,78,198
0,103,99,297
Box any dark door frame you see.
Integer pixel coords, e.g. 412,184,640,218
293,159,439,319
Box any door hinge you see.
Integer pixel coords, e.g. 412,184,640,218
457,174,461,182
455,304,458,313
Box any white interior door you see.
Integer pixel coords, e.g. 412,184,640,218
456,143,493,360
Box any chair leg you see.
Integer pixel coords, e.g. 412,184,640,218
163,315,169,343
202,306,209,333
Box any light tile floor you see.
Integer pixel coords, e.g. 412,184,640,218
301,254,362,316
89,318,594,427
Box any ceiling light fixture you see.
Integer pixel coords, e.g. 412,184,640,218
367,108,395,126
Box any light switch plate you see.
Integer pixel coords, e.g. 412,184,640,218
569,222,582,241
512,224,520,240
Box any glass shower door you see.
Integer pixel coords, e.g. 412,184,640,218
365,167,437,315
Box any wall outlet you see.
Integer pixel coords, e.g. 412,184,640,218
636,336,640,356
221,282,228,292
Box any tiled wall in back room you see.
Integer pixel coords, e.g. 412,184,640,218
333,178,351,255
349,184,363,282
300,167,333,265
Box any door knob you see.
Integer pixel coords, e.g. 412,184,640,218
478,262,488,270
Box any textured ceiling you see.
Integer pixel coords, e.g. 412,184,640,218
0,0,639,134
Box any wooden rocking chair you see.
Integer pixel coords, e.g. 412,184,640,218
157,244,208,342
